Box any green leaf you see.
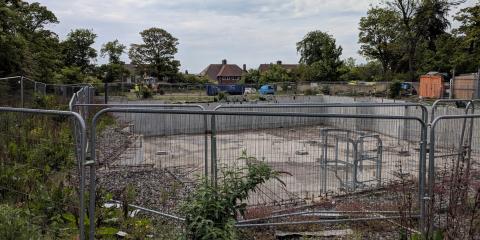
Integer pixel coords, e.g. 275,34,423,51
96,227,119,235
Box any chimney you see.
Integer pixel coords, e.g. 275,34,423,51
276,60,282,65
222,59,227,65
243,64,246,71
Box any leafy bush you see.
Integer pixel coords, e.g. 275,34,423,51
0,204,41,239
304,88,319,96
181,152,283,240
218,92,227,101
140,86,153,99
388,80,402,98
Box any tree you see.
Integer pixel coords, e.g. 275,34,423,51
241,69,260,84
387,0,421,81
0,1,61,82
358,7,403,81
296,31,343,81
62,29,97,72
416,0,463,50
100,40,126,64
259,65,292,83
99,40,128,83
128,27,180,80
452,2,480,72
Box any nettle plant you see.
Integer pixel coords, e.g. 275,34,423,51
181,152,285,240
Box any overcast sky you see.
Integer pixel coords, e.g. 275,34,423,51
31,0,475,73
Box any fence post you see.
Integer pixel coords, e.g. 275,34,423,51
20,76,24,108
204,115,209,178
104,82,108,104
210,114,217,185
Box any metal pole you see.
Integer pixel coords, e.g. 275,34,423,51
204,115,209,178
20,76,24,108
210,114,217,185
104,82,108,104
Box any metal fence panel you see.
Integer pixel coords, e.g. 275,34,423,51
89,108,427,236
0,107,87,239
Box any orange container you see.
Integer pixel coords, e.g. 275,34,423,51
419,74,444,98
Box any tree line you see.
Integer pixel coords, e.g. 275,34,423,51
247,0,480,83
1,0,479,85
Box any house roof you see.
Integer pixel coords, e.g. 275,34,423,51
200,63,244,80
217,64,243,77
259,63,299,73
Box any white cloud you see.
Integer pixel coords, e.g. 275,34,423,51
29,0,477,72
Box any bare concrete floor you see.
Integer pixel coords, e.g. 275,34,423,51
111,125,469,206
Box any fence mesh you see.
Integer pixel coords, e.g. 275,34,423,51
0,110,85,238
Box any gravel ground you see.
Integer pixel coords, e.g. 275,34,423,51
96,167,195,216
96,126,133,166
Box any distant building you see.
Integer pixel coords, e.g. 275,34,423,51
258,60,299,74
200,59,246,84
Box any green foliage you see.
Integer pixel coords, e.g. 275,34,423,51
0,204,41,239
61,28,97,72
93,189,157,239
181,152,282,240
53,66,84,84
241,69,260,84
388,80,402,98
218,91,227,101
259,64,292,83
304,88,319,96
358,7,402,81
101,40,126,64
128,27,180,79
296,30,343,81
0,1,61,82
97,63,130,83
177,73,211,84
140,85,153,99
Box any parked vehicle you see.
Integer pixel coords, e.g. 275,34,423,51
400,82,417,96
259,85,275,95
206,85,245,96
244,87,257,94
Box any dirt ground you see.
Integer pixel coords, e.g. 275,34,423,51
107,124,465,206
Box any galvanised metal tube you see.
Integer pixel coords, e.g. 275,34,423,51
0,107,87,240
109,200,185,222
90,107,429,235
73,103,206,110
431,99,473,121
235,215,420,228
0,76,22,80
215,103,429,124
427,113,480,236
237,210,406,224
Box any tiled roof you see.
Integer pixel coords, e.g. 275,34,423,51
200,63,244,81
217,64,243,77
259,63,299,73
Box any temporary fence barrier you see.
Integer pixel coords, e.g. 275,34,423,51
427,114,480,238
89,108,428,237
0,107,87,240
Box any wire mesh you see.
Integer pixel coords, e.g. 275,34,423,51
91,108,425,231
427,114,480,238
0,109,86,238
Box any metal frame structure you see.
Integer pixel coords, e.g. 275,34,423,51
88,107,428,238
320,128,383,192
0,107,88,240
427,113,480,236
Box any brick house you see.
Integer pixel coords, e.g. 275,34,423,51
200,59,246,84
258,60,298,74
